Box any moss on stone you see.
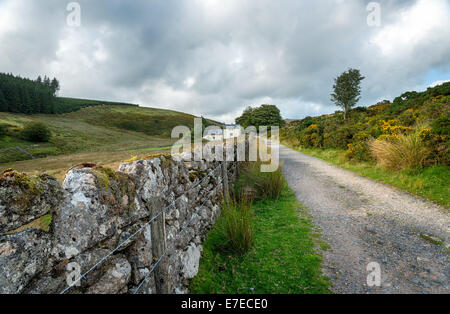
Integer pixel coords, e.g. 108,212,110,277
144,152,172,162
92,166,119,191
189,171,201,182
1,169,44,195
6,214,53,235
160,155,174,170
1,170,45,210
115,172,136,214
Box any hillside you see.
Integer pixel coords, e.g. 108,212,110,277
53,97,139,113
282,82,450,164
0,101,220,166
281,82,450,206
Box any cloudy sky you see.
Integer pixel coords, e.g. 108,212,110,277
0,0,449,122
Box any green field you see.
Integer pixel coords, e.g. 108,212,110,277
189,184,330,294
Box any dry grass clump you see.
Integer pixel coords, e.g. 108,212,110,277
370,130,430,171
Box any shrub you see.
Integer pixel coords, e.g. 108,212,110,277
370,131,430,171
217,196,254,255
431,115,450,136
299,124,323,148
21,122,51,142
345,131,372,162
0,124,9,137
323,125,356,149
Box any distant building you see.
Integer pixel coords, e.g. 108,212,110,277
223,124,242,139
203,124,242,141
203,128,223,141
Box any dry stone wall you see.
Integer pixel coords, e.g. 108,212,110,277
0,145,239,294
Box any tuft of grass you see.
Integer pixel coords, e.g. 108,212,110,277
216,196,254,255
189,184,330,294
370,132,430,171
236,161,285,200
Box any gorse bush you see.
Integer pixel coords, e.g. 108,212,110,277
370,130,430,171
21,121,51,142
217,196,254,255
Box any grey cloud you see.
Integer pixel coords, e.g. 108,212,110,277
0,0,449,122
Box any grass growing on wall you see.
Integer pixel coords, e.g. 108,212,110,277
189,183,330,294
290,146,450,208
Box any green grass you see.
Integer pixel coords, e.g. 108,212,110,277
289,146,450,208
189,184,330,294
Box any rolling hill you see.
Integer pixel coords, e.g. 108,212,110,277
0,99,221,167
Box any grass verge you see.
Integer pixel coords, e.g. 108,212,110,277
189,183,330,294
287,145,450,208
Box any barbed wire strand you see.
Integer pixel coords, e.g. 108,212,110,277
60,164,222,294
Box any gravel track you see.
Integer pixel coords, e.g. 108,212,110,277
280,145,449,294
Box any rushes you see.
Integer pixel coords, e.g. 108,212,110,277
218,195,254,255
217,161,285,255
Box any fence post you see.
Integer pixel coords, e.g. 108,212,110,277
222,160,230,204
150,198,170,294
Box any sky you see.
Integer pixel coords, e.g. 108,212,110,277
0,0,449,123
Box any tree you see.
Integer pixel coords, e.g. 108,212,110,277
50,78,60,96
0,72,58,114
235,106,254,128
0,89,7,112
235,104,283,129
331,68,365,120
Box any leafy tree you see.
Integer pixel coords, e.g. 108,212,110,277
331,68,365,120
235,106,254,128
236,105,283,129
21,121,52,142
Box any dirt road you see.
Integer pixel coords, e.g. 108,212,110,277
280,145,449,294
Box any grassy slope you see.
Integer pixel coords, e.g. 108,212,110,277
0,103,208,164
287,145,450,208
0,100,222,177
189,184,330,294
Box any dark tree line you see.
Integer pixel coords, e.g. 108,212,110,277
0,73,60,114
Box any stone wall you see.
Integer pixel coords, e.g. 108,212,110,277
0,146,238,294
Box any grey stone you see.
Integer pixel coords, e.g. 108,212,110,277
86,256,131,294
0,229,52,294
0,171,62,234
